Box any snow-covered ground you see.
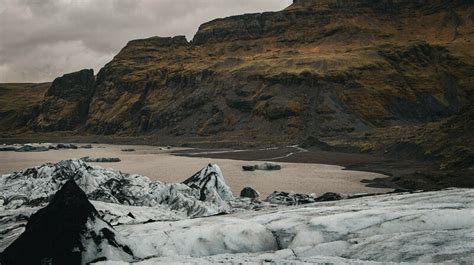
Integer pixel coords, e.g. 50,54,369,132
1,160,473,264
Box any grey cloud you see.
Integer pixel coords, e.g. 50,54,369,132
0,0,292,82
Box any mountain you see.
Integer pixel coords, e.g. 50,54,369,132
0,0,473,168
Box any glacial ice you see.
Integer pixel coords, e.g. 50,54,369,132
0,160,232,217
89,188,474,264
1,160,473,264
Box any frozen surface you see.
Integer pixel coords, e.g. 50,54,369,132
0,160,233,217
1,160,473,264
94,189,474,264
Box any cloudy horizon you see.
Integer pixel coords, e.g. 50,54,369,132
0,0,291,83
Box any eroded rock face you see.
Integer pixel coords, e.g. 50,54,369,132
32,69,95,131
79,1,473,166
0,180,134,265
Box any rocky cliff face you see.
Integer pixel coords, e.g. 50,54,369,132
83,0,473,138
32,69,95,131
1,0,473,164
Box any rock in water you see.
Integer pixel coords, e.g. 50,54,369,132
240,187,260,199
121,148,135,152
0,180,135,265
243,163,281,171
242,165,256,171
316,192,344,201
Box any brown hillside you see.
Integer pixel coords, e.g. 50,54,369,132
1,0,473,171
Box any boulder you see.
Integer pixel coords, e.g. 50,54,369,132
240,187,260,199
242,165,256,171
316,192,344,202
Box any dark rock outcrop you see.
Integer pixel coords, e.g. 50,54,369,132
243,163,282,171
240,187,260,199
242,165,256,171
316,192,344,202
32,69,95,131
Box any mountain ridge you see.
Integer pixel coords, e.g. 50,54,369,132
0,0,473,172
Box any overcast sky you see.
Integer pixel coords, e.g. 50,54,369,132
0,0,291,83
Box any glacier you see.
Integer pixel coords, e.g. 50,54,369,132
1,160,473,264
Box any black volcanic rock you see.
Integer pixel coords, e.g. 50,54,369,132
316,192,344,202
240,187,260,199
0,179,134,265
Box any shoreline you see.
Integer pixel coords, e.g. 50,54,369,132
2,139,472,192
0,143,393,197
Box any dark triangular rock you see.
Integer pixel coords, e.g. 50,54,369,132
0,179,96,265
0,179,134,265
